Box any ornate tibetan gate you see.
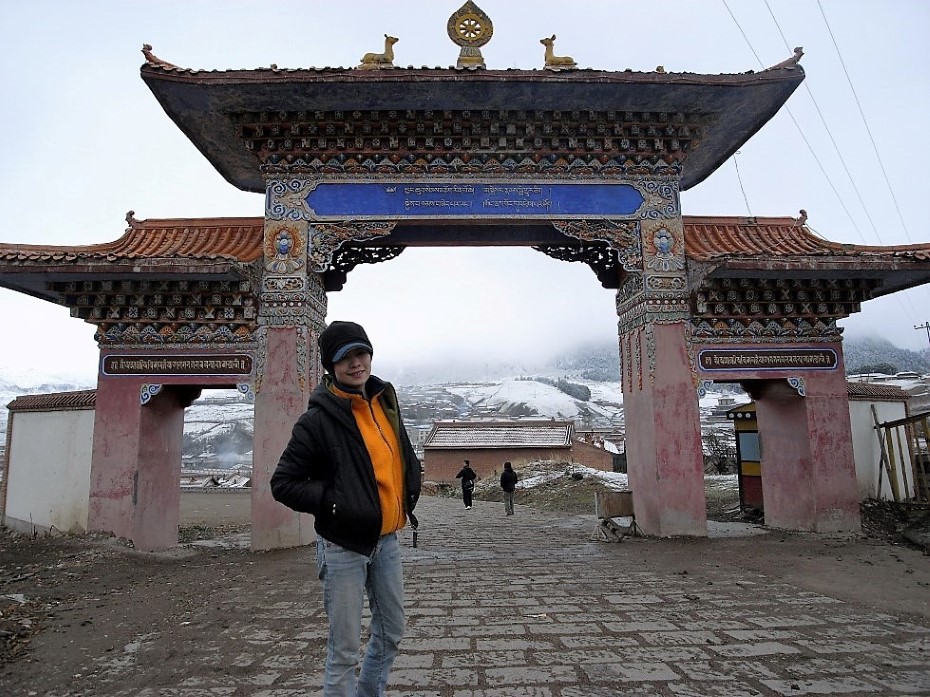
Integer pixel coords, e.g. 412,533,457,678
4,15,930,551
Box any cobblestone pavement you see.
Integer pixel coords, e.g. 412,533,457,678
12,496,930,696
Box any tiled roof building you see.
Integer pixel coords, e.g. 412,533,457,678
423,419,612,481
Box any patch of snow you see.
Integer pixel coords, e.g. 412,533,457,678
512,461,629,491
705,474,739,492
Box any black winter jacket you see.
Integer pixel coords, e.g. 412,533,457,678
270,374,422,556
500,469,518,493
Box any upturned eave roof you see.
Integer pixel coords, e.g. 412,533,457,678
2,214,928,302
0,216,261,302
140,58,804,193
684,215,930,296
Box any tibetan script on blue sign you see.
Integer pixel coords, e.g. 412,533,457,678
304,181,644,220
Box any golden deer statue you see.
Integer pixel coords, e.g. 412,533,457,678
359,34,399,69
540,34,577,70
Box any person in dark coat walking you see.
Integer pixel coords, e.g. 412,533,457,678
455,460,477,509
271,320,421,697
500,461,518,515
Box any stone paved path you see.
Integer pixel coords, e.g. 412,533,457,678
53,496,930,696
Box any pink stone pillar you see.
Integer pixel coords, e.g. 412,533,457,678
88,378,190,551
750,366,861,533
623,323,707,536
251,326,317,550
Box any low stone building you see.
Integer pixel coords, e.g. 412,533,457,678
422,419,613,482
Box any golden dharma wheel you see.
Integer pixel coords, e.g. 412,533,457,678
447,1,493,48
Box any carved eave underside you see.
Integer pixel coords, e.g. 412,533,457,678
686,254,930,343
244,107,698,181
140,64,805,192
325,245,405,291
535,243,627,288
687,252,930,299
48,275,259,347
340,220,631,288
690,271,878,322
4,215,929,323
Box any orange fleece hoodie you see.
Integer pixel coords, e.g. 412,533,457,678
332,384,406,535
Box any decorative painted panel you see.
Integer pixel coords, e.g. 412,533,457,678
307,221,396,273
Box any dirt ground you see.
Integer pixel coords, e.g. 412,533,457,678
2,483,929,695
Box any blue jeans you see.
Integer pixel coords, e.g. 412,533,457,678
316,533,405,697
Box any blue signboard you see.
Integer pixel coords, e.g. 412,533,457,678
304,182,644,220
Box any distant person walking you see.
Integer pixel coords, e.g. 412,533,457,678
271,320,421,697
500,461,518,516
456,460,477,509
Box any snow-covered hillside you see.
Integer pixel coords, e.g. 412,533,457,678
443,376,624,423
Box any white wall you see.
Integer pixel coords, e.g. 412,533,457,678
4,409,95,534
849,400,912,500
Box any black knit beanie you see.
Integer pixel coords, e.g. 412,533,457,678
319,321,373,373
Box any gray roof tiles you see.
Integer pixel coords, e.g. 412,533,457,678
424,420,573,449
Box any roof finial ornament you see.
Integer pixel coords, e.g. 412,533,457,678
448,1,493,69
358,34,399,70
796,209,808,226
766,47,804,71
540,34,577,71
125,210,138,230
141,44,178,69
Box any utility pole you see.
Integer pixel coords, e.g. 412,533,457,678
916,322,930,351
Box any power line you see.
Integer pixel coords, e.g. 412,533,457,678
762,0,923,323
817,0,915,245
761,0,882,245
731,151,753,217
722,0,870,245
726,0,924,327
722,1,764,65
767,2,885,245
812,1,926,322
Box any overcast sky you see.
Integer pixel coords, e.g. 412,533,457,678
1,0,928,383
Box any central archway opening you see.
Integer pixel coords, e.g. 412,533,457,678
326,246,618,381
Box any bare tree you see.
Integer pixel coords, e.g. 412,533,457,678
703,429,736,474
